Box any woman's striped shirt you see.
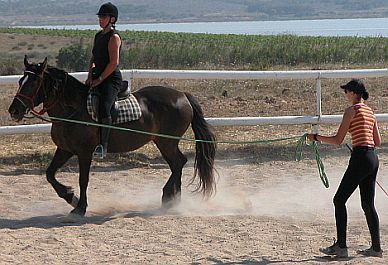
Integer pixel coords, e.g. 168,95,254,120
348,103,376,148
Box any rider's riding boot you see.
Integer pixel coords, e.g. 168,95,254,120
93,117,112,159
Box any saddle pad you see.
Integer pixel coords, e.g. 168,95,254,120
87,94,142,124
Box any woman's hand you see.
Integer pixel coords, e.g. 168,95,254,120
307,134,317,142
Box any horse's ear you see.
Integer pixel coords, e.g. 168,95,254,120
24,55,29,68
42,57,48,70
37,57,48,73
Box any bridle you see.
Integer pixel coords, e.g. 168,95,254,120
15,70,59,116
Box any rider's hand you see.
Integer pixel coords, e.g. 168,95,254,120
85,77,92,87
91,79,102,88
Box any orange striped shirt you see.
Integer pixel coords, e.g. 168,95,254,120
348,103,376,148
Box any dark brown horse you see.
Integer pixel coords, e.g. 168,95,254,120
8,57,217,216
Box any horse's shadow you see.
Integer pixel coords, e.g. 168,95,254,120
0,152,168,176
0,208,166,230
193,255,355,264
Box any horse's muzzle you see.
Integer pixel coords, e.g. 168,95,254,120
8,99,28,122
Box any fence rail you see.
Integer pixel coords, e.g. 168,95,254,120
2,69,388,85
1,68,388,135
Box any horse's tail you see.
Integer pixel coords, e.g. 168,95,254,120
185,92,217,197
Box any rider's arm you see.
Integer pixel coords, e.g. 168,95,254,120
85,56,95,86
88,56,95,74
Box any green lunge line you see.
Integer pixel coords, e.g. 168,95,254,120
39,114,329,187
40,114,301,144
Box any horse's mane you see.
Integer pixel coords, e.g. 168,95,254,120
46,66,89,94
47,66,68,79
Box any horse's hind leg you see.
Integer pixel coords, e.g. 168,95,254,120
155,139,187,207
46,148,77,207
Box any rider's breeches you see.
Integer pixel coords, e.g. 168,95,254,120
96,72,121,119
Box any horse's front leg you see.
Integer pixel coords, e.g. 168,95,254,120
70,156,92,216
46,148,78,206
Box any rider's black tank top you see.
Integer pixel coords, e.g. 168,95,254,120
92,29,121,78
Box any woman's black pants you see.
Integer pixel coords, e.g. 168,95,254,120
334,146,380,251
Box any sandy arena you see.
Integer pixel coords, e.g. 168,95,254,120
0,147,387,264
1,74,388,264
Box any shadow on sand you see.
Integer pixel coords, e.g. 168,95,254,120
193,255,355,264
0,207,167,230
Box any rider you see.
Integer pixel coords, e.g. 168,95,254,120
85,2,122,159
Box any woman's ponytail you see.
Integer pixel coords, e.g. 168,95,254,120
362,91,369,100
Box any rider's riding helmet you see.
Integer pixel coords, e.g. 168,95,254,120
96,2,118,22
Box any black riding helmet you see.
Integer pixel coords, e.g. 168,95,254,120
96,2,118,22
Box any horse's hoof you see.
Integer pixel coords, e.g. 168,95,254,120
70,196,79,208
162,195,181,209
60,213,83,223
70,207,86,217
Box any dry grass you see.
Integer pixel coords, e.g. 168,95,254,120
0,32,84,62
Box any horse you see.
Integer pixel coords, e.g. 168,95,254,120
8,56,217,216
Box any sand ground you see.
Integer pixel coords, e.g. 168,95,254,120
1,63,388,264
0,151,387,264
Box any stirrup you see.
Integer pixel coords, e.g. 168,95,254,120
93,144,106,159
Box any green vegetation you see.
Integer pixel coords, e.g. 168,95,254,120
57,38,91,71
0,27,387,73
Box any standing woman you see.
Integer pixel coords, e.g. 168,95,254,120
308,79,382,258
85,2,122,159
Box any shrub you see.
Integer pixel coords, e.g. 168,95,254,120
0,59,23,75
56,38,91,72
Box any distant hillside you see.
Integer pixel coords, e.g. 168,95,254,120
0,0,387,26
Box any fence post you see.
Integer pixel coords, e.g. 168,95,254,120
312,74,322,134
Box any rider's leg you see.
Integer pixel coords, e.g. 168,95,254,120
93,77,119,159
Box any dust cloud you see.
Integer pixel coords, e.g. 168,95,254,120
80,162,388,221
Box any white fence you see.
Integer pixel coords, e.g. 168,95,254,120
1,68,388,135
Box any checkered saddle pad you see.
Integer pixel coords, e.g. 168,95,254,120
87,94,142,124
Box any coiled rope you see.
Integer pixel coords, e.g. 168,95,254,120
295,133,329,188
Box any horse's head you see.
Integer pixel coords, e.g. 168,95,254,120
8,56,49,121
